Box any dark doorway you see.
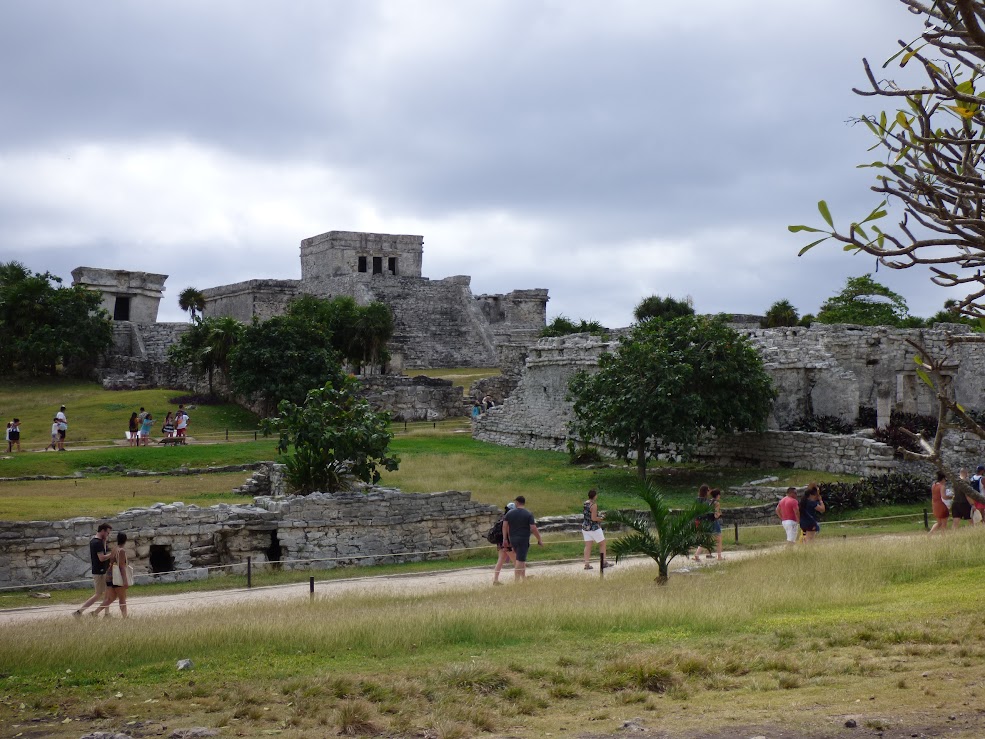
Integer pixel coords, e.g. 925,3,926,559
149,544,175,573
358,256,367,273
388,257,397,275
372,256,383,275
266,531,283,570
113,296,131,321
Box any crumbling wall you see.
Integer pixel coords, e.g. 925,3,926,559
359,375,466,421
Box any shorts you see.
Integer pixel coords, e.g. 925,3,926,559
800,522,819,533
511,538,531,562
176,428,187,436
92,574,107,598
58,430,66,440
782,520,799,542
8,431,18,441
711,520,722,535
581,528,605,543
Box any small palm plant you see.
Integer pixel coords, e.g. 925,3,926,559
605,481,715,584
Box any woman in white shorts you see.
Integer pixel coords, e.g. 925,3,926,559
582,489,612,569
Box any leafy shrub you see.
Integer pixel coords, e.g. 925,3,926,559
567,441,604,465
874,410,938,456
818,472,930,511
783,414,855,435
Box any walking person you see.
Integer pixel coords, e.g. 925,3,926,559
952,465,978,528
492,503,516,585
92,532,131,618
4,421,10,453
502,496,543,581
73,523,112,617
55,405,67,451
161,411,175,438
776,487,800,545
799,483,826,543
127,412,139,447
139,412,154,446
693,485,715,560
707,488,724,558
48,417,59,451
582,488,612,570
175,406,189,443
6,418,20,452
930,471,950,534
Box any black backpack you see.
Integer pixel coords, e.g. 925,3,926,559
486,516,505,545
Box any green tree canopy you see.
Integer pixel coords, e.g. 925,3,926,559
815,275,910,327
0,262,113,376
261,372,399,494
228,314,340,416
761,299,800,328
568,314,775,478
633,295,695,323
286,295,394,371
178,287,206,322
168,316,244,395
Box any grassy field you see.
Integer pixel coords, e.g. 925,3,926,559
2,533,983,738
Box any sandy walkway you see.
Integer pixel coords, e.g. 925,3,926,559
0,550,761,625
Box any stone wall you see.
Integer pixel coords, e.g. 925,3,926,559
94,322,200,390
0,488,500,588
359,375,466,421
202,279,301,323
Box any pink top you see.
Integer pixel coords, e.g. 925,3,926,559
777,496,799,522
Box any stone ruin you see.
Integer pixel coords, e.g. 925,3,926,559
72,267,168,323
0,486,500,589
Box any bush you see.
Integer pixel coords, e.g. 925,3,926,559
856,405,877,428
873,410,938,457
567,443,604,465
818,472,930,511
783,414,855,435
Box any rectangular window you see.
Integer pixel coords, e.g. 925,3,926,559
373,256,383,275
113,296,131,321
358,256,367,273
388,257,397,275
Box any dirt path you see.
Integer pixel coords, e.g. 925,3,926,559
0,550,762,625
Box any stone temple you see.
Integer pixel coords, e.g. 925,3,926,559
201,230,549,369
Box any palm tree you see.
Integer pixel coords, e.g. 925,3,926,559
605,481,715,584
761,299,800,328
202,316,243,395
178,287,206,322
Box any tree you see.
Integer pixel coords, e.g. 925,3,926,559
791,1,985,320
568,314,775,478
286,295,394,372
228,315,340,416
168,316,244,395
633,295,695,323
261,372,399,494
605,481,714,584
178,287,206,322
0,262,113,376
815,275,911,326
761,299,800,328
540,315,607,337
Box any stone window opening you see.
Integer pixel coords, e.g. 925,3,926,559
113,296,131,321
149,544,175,573
267,530,283,570
372,256,383,275
388,257,398,275
358,256,367,273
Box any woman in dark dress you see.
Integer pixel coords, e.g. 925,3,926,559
799,483,826,543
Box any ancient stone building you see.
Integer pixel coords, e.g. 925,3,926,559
72,267,168,323
202,230,549,369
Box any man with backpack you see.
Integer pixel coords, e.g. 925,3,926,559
489,502,516,585
502,496,543,581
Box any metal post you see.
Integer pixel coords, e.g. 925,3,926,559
225,428,229,441
247,557,252,589
309,576,315,601
404,420,408,431
600,552,605,580
734,522,739,544
923,508,930,531
254,431,258,441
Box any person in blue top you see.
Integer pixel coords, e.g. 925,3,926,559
799,483,826,543
139,412,154,446
581,489,613,570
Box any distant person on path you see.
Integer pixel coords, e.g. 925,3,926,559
4,422,10,453
136,407,147,426
48,417,59,451
799,483,825,543
7,418,20,452
492,502,516,585
582,488,612,570
92,532,131,618
953,465,979,528
930,471,950,534
139,412,154,446
55,405,67,451
503,496,542,581
161,411,175,438
73,523,112,617
128,412,139,447
175,406,189,442
471,402,481,420
776,487,800,545
693,484,715,560
481,395,495,411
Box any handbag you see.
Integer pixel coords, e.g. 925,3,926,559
111,562,135,587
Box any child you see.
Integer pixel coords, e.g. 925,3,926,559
8,418,20,452
49,417,59,451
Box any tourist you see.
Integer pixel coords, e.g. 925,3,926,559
175,405,189,442
503,495,543,581
952,465,978,528
73,523,112,617
48,417,59,451
136,407,147,426
471,402,481,420
708,488,724,558
930,471,950,534
693,484,714,560
492,502,516,585
582,488,612,569
127,412,139,447
799,483,825,543
92,531,131,618
161,411,175,438
139,412,154,446
776,487,800,545
55,405,67,451
4,421,10,453
481,395,495,411
7,418,20,452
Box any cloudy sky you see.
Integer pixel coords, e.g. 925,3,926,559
0,1,950,326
